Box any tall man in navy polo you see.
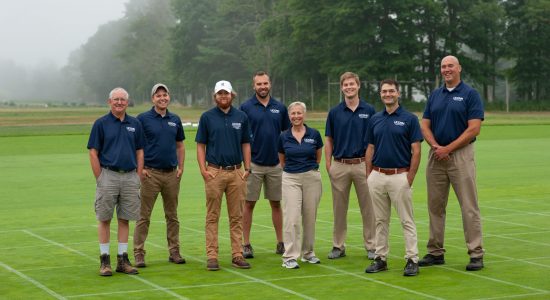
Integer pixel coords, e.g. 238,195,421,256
419,55,485,271
133,83,186,268
325,71,376,260
364,79,422,276
239,71,290,258
88,87,144,276
196,80,252,271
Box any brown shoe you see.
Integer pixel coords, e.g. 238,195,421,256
232,256,251,269
99,254,112,276
134,252,146,268
168,249,186,264
207,258,220,271
116,253,138,275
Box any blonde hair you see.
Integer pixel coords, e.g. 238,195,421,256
288,101,307,113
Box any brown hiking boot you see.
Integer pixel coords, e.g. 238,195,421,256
134,252,146,268
207,258,220,271
99,254,112,276
232,256,251,269
116,253,138,275
168,249,186,264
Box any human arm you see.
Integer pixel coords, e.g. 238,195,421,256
89,149,102,179
434,119,481,159
407,142,421,186
176,141,185,178
136,149,144,180
324,136,333,173
421,118,448,161
278,153,285,169
365,144,374,177
241,142,251,179
196,143,214,181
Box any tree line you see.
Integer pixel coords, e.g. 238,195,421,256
64,0,550,108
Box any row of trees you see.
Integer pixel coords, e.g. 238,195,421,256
67,0,549,107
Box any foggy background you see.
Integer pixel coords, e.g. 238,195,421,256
0,0,127,103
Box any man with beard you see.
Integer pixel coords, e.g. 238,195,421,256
133,83,186,268
325,72,377,260
239,71,290,258
196,80,252,271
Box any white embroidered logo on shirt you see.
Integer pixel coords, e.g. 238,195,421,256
394,121,405,126
304,138,315,144
232,122,242,130
452,96,464,101
126,126,136,132
358,114,370,119
270,109,280,114
167,122,176,127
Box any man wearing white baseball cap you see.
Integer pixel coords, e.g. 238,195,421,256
196,80,253,271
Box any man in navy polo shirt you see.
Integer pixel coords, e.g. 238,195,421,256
239,71,290,258
88,87,144,276
419,55,485,271
133,83,186,268
325,71,376,260
364,79,422,276
196,80,252,271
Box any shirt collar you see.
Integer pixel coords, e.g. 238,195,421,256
383,105,403,116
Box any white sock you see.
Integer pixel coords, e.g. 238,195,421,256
99,243,110,255
118,242,128,255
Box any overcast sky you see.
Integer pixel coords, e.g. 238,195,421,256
0,0,128,68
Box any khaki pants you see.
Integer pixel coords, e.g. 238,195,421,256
204,166,247,259
367,171,418,262
281,170,322,262
426,143,484,258
329,161,375,250
134,169,181,255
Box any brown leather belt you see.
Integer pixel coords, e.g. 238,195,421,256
373,166,409,175
208,163,242,170
334,157,365,164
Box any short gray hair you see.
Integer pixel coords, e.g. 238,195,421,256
109,87,129,100
288,101,306,113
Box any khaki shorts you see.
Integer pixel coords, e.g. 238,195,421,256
246,162,282,202
95,168,141,221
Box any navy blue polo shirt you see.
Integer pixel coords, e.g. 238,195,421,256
195,106,251,166
278,125,324,173
87,112,144,171
325,99,376,159
366,106,423,168
137,107,185,169
423,81,484,146
239,95,290,166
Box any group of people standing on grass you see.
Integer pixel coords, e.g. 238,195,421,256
87,55,485,277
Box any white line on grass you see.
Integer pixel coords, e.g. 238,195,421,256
481,205,550,217
23,230,190,300
473,291,550,300
485,233,550,247
438,265,549,294
0,260,66,300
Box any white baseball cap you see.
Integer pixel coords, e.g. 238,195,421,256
214,80,233,93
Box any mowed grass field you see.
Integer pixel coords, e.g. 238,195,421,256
0,106,549,299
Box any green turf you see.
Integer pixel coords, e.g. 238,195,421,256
0,109,549,299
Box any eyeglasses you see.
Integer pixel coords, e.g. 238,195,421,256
111,97,128,102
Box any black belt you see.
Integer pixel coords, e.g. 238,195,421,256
145,166,177,173
334,157,365,164
208,163,241,170
102,166,136,173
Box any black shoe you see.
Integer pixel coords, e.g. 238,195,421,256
403,259,419,276
365,258,387,273
276,242,285,255
418,254,445,266
243,244,254,259
466,257,484,271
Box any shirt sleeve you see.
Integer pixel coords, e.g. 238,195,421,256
195,114,208,144
467,89,485,120
87,119,103,150
278,132,285,154
409,115,423,143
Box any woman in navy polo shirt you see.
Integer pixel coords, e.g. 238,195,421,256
278,101,323,269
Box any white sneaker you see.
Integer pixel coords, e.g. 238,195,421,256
301,256,321,264
282,259,300,269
